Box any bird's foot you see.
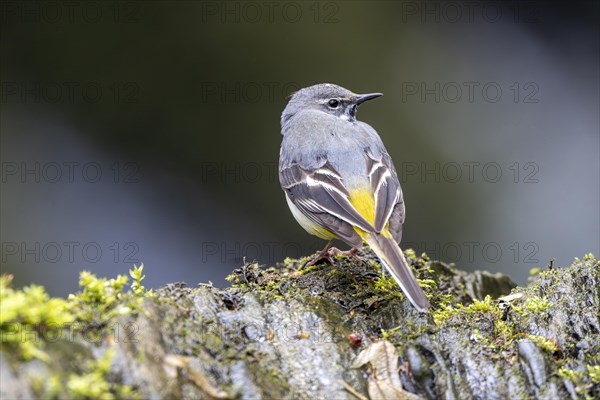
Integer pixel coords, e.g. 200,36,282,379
328,247,360,259
304,242,360,268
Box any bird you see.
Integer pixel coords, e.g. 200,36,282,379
278,83,430,312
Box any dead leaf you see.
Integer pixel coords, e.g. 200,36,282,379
352,340,422,400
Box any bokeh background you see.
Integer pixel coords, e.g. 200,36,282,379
1,0,598,296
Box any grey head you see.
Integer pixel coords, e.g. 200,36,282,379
281,83,382,133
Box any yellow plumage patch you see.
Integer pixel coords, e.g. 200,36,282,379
349,187,376,224
349,187,393,239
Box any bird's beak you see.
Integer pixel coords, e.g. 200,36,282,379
356,92,383,105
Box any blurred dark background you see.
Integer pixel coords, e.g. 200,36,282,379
1,0,598,296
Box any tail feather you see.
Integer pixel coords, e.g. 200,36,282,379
365,234,430,312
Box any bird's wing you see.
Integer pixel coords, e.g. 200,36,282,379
365,150,405,240
279,161,373,247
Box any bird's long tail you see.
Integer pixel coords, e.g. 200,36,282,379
365,233,430,312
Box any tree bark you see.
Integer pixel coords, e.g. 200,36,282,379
1,251,598,399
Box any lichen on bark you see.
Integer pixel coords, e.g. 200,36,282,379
1,251,598,399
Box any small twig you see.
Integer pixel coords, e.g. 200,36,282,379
241,258,250,284
339,380,369,400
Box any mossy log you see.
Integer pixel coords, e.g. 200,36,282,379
1,251,599,399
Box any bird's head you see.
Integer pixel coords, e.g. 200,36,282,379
281,83,382,131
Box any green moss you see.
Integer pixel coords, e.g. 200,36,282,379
380,325,403,340
0,275,74,361
525,335,559,353
529,267,542,276
67,264,151,324
1,265,152,398
259,280,284,300
576,253,596,262
522,296,550,315
432,295,497,326
558,366,580,381
296,263,320,275
404,248,417,261
62,348,139,400
2,250,597,399
588,365,600,384
129,264,149,297
374,274,403,299
326,269,342,278
286,255,312,269
558,365,599,397
416,278,437,290
229,249,474,317
226,262,288,300
31,373,63,398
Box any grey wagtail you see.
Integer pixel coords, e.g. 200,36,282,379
278,83,430,312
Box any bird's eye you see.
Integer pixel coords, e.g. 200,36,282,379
328,99,340,108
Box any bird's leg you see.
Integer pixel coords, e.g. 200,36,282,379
304,241,360,268
304,239,335,268
328,247,359,259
